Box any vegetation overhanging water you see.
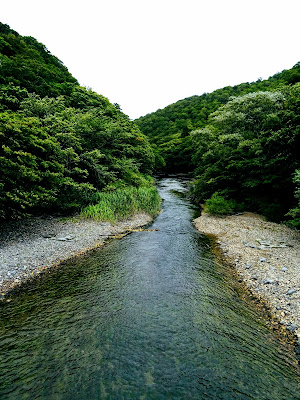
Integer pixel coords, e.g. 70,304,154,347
0,178,299,400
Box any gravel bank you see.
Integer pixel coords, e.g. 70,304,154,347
0,213,152,296
194,212,300,341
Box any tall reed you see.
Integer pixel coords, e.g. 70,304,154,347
81,186,161,222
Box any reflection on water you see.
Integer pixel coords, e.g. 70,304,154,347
0,178,299,399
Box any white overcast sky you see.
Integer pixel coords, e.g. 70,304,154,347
1,0,299,119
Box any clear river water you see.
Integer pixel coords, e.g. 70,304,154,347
0,178,299,399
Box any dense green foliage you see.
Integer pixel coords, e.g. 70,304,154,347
81,186,161,222
190,86,300,221
0,23,77,97
135,63,300,172
0,23,156,220
136,62,300,224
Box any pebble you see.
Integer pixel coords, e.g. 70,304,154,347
260,257,266,262
264,279,274,285
287,324,298,333
286,289,297,295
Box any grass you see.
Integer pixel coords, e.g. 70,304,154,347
80,186,161,222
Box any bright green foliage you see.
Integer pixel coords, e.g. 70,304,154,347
204,193,238,216
81,186,161,222
0,23,156,220
135,63,300,172
191,86,300,221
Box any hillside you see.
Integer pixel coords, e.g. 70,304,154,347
0,23,158,220
135,63,300,172
135,63,300,224
0,23,78,98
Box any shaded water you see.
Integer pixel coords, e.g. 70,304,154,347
0,178,299,399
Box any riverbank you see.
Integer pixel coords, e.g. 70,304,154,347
0,213,152,297
194,212,300,342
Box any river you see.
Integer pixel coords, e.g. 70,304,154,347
0,177,299,399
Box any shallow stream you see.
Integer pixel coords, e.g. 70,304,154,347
0,178,299,399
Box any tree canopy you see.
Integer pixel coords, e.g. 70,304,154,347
135,62,300,173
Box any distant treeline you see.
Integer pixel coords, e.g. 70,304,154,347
135,63,300,225
0,23,158,220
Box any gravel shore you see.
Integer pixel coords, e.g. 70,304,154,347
0,213,152,296
194,212,300,341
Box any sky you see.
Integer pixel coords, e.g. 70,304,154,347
1,0,299,119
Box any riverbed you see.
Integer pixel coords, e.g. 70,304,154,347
0,178,299,399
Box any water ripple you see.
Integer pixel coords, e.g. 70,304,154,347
0,178,299,399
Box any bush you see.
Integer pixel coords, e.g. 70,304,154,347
204,192,238,216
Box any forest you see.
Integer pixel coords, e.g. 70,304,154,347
0,22,299,226
135,63,300,226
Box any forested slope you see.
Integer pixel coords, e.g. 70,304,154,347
135,63,300,224
0,23,158,220
135,63,300,172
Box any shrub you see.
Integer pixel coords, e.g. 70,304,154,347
204,192,238,216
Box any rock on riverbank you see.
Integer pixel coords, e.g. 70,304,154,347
0,213,152,296
194,212,300,341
